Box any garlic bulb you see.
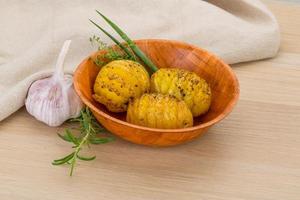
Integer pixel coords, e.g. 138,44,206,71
25,40,83,127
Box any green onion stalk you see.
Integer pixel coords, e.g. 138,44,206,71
90,10,159,73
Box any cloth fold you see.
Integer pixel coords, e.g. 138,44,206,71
0,0,280,121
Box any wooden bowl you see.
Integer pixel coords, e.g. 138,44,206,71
74,39,239,147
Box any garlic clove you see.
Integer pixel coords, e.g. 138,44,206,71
25,40,83,127
65,75,83,118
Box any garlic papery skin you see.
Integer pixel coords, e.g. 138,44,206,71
25,40,83,127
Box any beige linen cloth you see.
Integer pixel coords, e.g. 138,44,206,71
0,0,280,121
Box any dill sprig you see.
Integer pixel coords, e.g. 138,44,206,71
52,107,114,176
90,35,108,51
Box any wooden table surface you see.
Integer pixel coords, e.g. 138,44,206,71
1,1,300,199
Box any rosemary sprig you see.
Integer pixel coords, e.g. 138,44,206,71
90,10,158,73
52,107,114,176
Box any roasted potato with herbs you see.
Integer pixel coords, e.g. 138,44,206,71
126,93,193,129
150,68,211,117
93,60,150,112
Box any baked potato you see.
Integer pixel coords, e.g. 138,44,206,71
93,60,150,112
150,68,211,117
126,93,193,129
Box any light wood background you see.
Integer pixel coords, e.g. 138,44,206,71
1,1,299,199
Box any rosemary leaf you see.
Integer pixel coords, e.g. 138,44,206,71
76,154,96,161
57,132,72,142
65,129,79,145
89,137,114,144
52,152,75,165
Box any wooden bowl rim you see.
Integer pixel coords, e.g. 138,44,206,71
74,39,240,133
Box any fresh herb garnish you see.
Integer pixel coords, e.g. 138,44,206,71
52,107,114,176
89,35,136,66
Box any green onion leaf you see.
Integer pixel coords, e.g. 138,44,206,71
94,10,158,73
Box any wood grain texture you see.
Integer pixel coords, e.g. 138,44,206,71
74,39,239,146
0,0,300,199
